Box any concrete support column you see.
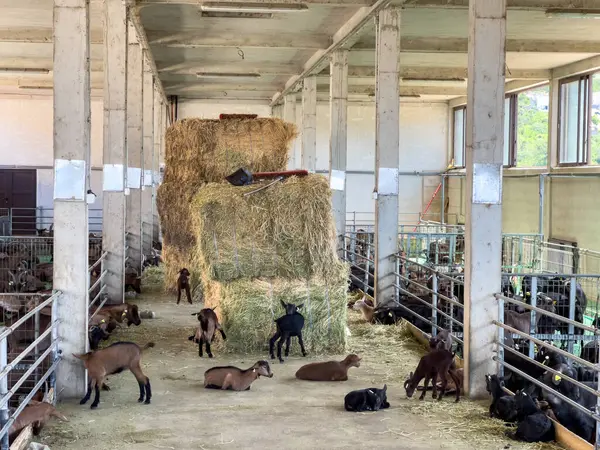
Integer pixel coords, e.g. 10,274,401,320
152,90,162,242
329,50,348,251
126,22,143,275
301,76,317,172
464,0,506,399
374,8,400,307
283,94,297,169
102,0,127,304
141,59,154,257
53,0,91,398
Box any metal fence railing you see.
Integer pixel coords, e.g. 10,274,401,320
0,290,61,447
88,251,108,319
393,254,465,353
344,212,461,233
0,237,54,294
494,276,600,446
0,208,103,236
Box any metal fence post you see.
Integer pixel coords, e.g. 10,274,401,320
0,330,9,450
432,274,438,337
395,255,400,303
529,277,537,359
364,244,371,295
497,295,504,378
568,277,577,354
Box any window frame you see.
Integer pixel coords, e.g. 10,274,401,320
557,74,592,167
504,93,518,168
451,105,466,168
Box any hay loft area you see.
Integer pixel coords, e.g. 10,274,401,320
1,0,600,449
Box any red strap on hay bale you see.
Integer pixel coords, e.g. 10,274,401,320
219,114,258,120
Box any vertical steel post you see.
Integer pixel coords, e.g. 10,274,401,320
432,274,438,337
441,174,446,224
568,277,577,354
395,255,400,303
364,244,371,295
497,296,504,378
538,174,545,238
0,330,9,450
529,277,537,359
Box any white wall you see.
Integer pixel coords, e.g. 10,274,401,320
0,95,105,220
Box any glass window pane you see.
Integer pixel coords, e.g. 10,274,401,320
560,80,581,164
592,73,600,165
504,97,511,166
453,108,465,167
516,85,549,168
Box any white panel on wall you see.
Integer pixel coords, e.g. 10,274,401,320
0,96,103,167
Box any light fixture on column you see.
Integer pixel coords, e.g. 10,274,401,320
196,72,261,78
86,189,97,205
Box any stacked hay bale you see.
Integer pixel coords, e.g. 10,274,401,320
157,117,348,354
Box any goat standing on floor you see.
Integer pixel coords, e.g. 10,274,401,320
177,268,192,304
204,360,273,391
295,354,361,381
188,308,226,358
269,300,307,363
74,342,154,409
404,349,461,403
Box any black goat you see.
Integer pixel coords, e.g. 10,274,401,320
486,374,517,423
344,385,390,412
269,301,307,363
507,390,555,443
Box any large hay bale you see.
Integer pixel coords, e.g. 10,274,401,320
190,174,340,282
163,117,297,186
203,271,348,354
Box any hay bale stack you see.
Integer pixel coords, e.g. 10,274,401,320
157,117,297,290
190,175,340,282
163,118,296,185
202,271,348,354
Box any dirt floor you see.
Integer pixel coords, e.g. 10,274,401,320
38,291,562,450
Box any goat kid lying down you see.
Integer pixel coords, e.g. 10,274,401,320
204,360,273,391
295,354,361,381
344,385,390,412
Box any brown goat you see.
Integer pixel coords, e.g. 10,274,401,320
204,360,273,391
417,367,464,395
188,308,226,358
8,401,68,441
177,268,192,304
404,349,461,403
97,303,141,327
352,298,374,323
429,329,453,351
295,354,362,381
73,341,154,409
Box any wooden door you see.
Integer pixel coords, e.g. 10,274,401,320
0,169,37,235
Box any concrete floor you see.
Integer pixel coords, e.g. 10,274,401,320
37,292,559,450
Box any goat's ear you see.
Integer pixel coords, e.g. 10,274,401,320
280,299,287,309
409,371,413,379
382,384,387,393
296,304,303,309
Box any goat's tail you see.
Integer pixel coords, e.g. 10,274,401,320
218,327,227,341
141,342,156,352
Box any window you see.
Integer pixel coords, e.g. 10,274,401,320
504,95,517,167
451,85,549,169
515,85,549,168
452,106,466,167
558,75,590,165
590,73,600,165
